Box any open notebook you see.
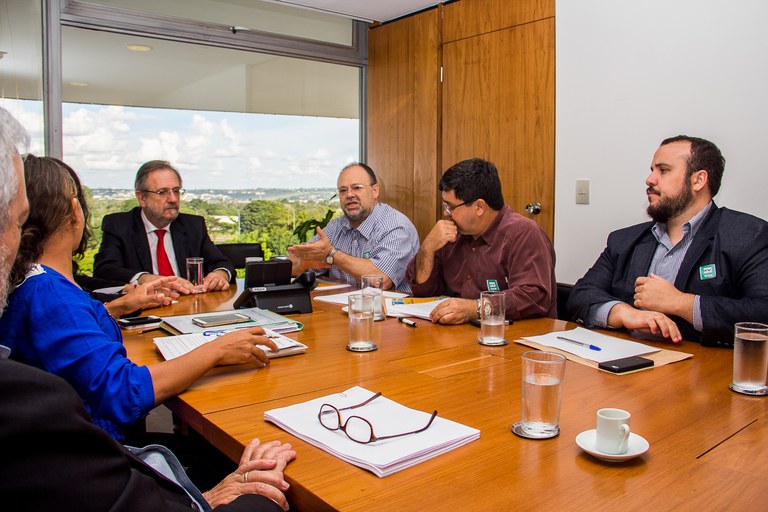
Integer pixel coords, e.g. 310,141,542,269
153,328,307,360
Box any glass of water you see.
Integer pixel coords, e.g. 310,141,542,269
361,274,385,321
515,351,566,439
730,322,768,395
478,291,507,346
347,294,377,352
185,257,204,292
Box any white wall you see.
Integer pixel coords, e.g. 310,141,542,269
555,0,768,284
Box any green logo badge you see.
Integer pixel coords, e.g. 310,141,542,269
487,279,500,292
363,251,371,259
699,264,716,280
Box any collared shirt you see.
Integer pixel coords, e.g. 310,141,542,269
310,202,420,292
590,201,714,330
139,210,181,278
407,205,557,320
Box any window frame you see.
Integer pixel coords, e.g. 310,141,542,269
42,0,368,159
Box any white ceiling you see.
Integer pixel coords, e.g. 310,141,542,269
268,0,442,22
0,0,443,117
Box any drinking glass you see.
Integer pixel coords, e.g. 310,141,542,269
514,351,566,439
347,294,377,352
730,322,768,395
361,274,385,321
186,257,204,292
478,291,507,346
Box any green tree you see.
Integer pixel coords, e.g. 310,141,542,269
239,200,292,234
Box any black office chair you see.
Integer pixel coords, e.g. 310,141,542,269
556,282,573,321
215,243,265,269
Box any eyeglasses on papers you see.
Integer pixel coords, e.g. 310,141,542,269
142,187,186,198
318,391,438,444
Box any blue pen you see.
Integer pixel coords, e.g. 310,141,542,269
557,336,601,351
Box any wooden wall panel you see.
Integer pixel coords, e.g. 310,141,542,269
441,18,555,238
443,0,554,43
367,9,440,239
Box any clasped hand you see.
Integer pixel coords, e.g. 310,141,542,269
203,438,296,510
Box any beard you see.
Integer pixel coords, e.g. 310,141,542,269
342,203,371,225
646,179,693,223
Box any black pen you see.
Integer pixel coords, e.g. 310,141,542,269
399,317,418,328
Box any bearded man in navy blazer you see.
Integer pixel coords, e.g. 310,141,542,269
94,160,235,292
567,136,768,347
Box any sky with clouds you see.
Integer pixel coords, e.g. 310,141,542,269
1,99,359,190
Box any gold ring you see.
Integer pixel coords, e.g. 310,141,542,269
244,471,249,483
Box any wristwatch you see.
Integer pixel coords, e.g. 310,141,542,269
476,298,482,319
325,247,338,264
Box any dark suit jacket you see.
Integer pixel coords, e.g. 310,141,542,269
567,205,768,346
0,357,282,512
93,207,235,284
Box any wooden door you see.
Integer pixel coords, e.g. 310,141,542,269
441,18,555,238
367,9,440,239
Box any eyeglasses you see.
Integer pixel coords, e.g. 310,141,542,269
442,199,473,216
318,392,438,444
141,187,186,199
337,184,370,196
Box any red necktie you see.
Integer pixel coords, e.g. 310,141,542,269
155,229,175,276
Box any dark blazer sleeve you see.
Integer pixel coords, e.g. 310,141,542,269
566,223,654,324
171,214,235,283
568,207,768,346
94,208,154,283
684,208,768,345
0,359,199,511
0,359,284,512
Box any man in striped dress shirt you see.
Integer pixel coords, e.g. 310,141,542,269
288,162,419,292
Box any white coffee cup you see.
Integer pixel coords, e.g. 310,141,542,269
595,408,631,454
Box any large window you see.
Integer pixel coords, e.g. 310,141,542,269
1,0,366,272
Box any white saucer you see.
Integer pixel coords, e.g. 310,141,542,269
575,429,649,462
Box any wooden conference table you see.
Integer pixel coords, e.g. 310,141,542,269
124,284,767,511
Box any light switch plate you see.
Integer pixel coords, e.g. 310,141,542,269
576,179,590,204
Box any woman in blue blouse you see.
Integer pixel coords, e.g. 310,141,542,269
0,156,277,441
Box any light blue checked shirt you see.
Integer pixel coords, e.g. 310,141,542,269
589,202,714,331
310,203,420,293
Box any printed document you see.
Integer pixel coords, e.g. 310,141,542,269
265,386,479,477
160,307,302,335
313,289,409,306
522,327,660,363
154,328,307,360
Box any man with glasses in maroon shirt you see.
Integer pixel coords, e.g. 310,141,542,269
407,158,557,324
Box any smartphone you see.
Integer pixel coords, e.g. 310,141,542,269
598,356,654,373
192,312,252,328
117,315,162,330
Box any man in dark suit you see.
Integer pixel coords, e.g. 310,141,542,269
94,160,235,292
0,107,293,511
567,135,768,346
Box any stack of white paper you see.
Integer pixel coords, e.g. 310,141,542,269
264,386,480,477
312,290,409,305
160,307,302,335
386,297,447,319
522,327,660,363
154,328,307,360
